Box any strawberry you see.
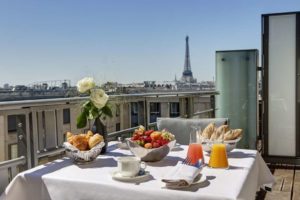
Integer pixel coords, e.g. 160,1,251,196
132,134,140,140
161,139,169,145
144,136,152,143
132,127,174,148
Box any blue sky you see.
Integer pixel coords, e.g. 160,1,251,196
0,0,299,86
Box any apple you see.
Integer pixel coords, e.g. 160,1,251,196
144,143,152,149
152,142,160,148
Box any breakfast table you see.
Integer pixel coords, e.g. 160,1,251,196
1,141,274,200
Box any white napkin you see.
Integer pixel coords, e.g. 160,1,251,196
162,162,202,187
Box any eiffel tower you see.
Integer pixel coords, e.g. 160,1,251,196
181,36,196,83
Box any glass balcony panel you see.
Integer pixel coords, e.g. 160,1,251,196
268,14,296,156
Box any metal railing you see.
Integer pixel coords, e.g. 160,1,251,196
0,90,217,192
0,91,217,111
0,156,26,189
0,156,26,171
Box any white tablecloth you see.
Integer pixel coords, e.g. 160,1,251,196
1,142,274,200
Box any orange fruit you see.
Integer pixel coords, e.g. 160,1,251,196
150,132,162,140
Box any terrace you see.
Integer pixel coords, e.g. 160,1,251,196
0,9,300,200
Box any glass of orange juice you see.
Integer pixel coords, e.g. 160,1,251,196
208,143,229,169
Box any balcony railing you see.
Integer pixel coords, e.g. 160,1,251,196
0,91,217,192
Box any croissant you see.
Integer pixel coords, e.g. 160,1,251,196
211,125,229,140
66,132,75,144
223,130,234,140
88,133,103,149
85,130,94,141
232,129,243,139
202,123,216,139
223,129,243,141
72,135,89,151
66,131,73,138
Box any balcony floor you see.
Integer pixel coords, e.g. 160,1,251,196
256,165,300,200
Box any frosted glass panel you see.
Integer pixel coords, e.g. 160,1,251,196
268,14,296,156
216,50,257,149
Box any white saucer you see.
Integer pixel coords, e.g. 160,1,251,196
164,174,207,189
171,143,181,150
117,142,129,150
111,171,151,182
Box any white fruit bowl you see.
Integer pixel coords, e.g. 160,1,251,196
126,139,176,162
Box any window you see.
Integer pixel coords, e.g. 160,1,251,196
116,123,120,131
7,115,17,133
8,143,18,159
150,102,161,123
131,102,139,127
170,102,180,117
115,104,120,117
63,109,70,124
131,102,138,115
8,115,26,134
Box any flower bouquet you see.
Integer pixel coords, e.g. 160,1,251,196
76,77,112,153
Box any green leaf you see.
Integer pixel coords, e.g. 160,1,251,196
83,100,92,110
101,104,113,118
77,110,88,128
89,106,99,119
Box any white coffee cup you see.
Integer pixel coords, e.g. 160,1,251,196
117,157,146,177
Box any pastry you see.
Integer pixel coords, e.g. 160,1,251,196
67,136,74,145
66,132,73,143
72,135,89,151
86,130,94,141
232,129,243,139
66,131,73,139
88,133,104,149
66,132,75,144
202,123,216,139
223,130,234,141
216,125,230,140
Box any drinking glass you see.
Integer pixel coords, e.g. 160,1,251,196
189,125,202,144
208,143,229,169
187,125,205,165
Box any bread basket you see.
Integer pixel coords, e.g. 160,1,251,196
63,142,105,164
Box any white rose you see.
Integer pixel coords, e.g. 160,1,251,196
77,77,96,93
90,89,109,109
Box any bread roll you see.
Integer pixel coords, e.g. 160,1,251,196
85,130,94,141
232,129,243,139
209,131,217,140
88,133,103,149
216,125,230,140
202,123,216,139
66,132,73,139
72,135,89,151
66,132,75,144
223,130,234,141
